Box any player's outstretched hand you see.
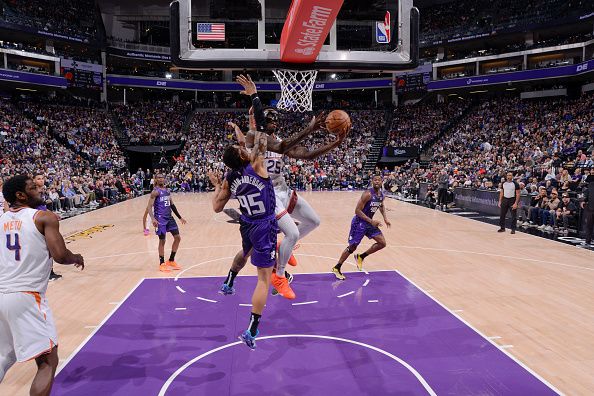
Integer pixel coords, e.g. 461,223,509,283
72,254,85,270
237,74,257,96
227,121,239,130
208,171,222,187
312,112,327,131
180,218,188,225
385,220,392,228
372,219,383,228
152,219,159,228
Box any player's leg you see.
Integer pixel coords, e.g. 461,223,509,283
220,249,250,295
239,220,277,349
332,244,358,280
157,234,169,272
290,193,321,240
0,295,18,382
30,347,59,396
273,213,298,299
166,226,182,270
355,232,386,268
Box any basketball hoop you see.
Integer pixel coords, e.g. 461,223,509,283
272,69,318,113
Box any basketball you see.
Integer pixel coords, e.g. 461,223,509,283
325,110,351,137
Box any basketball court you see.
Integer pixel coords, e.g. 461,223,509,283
2,192,593,395
2,1,593,395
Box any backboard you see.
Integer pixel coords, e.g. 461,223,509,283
169,0,419,72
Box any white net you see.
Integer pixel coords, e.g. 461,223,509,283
272,69,318,113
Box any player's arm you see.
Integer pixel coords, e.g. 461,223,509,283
35,211,84,268
237,74,267,130
285,133,345,160
169,196,187,225
355,191,381,227
143,190,159,228
379,202,391,228
228,122,246,147
275,113,327,154
208,172,231,213
251,131,269,178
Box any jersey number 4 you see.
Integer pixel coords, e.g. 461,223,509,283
238,193,265,216
6,233,21,261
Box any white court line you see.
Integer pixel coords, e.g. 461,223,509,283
453,309,464,313
157,334,437,396
108,302,120,305
175,286,186,293
141,269,396,281
175,256,236,281
368,300,379,303
292,300,318,306
363,279,370,287
393,270,564,395
57,278,144,374
337,291,355,298
488,336,502,340
83,326,97,329
85,241,593,272
238,303,252,307
175,307,187,311
196,297,217,303
501,345,514,349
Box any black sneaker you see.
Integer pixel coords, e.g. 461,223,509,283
511,230,516,234
49,270,62,281
497,229,505,233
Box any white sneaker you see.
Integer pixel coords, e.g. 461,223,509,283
538,225,546,230
521,221,529,227
545,226,554,232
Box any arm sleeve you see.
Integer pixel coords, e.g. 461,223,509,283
250,93,267,132
170,204,182,219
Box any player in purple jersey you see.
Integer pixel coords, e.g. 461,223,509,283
34,174,62,281
209,130,276,350
332,175,391,280
143,173,187,273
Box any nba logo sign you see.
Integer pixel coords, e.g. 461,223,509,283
376,11,391,44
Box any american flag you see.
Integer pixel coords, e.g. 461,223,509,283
197,23,225,41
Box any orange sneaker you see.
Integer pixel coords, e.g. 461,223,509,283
271,272,296,300
166,260,181,270
159,263,171,272
276,241,299,267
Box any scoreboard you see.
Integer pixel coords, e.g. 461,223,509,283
394,64,432,93
60,59,103,90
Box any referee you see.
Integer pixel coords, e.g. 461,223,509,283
498,172,520,234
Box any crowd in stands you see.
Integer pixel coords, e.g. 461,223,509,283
112,101,193,145
0,0,98,41
419,0,592,46
385,102,465,150
389,94,594,235
0,98,136,217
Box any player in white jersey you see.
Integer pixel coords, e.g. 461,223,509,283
0,175,84,395
217,75,346,299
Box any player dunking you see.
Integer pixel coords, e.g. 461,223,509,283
332,175,391,279
143,173,187,272
209,130,276,349
0,175,84,395
217,75,346,299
